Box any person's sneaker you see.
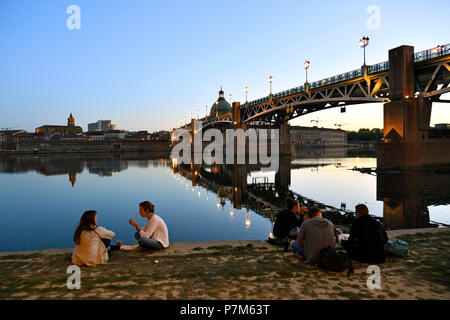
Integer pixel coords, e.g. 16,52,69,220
110,241,122,251
120,244,139,251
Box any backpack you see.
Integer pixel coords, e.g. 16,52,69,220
318,246,354,277
385,239,408,258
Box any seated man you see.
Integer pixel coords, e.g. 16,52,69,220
342,204,388,263
292,207,334,264
272,198,308,244
129,201,169,250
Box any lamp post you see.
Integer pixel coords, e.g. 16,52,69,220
205,105,208,118
359,36,369,65
268,76,273,95
244,86,249,102
303,61,310,83
229,93,232,105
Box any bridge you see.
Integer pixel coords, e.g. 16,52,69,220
174,44,450,168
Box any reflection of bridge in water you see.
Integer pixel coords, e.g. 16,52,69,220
172,154,450,230
172,156,359,228
377,169,450,229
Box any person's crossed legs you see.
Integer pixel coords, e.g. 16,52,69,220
134,232,164,250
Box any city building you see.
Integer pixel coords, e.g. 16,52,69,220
87,120,117,132
13,132,47,143
0,130,25,143
290,126,347,148
126,131,149,140
35,113,83,135
85,131,105,141
104,130,127,140
150,131,170,141
59,133,86,141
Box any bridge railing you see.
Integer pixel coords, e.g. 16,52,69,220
243,43,450,107
369,61,389,73
414,43,450,62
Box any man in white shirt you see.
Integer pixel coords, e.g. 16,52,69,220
129,201,169,250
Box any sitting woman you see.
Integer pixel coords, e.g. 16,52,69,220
72,210,120,266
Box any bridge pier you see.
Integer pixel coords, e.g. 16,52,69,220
279,121,291,156
377,45,450,168
275,155,291,195
232,164,248,209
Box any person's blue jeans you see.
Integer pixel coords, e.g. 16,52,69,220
292,241,305,257
101,239,111,249
134,232,164,250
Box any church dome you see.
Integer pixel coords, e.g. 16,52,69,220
210,88,231,115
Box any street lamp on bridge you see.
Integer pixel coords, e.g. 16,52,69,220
244,86,249,103
431,44,444,55
359,36,369,65
303,61,310,83
268,76,273,95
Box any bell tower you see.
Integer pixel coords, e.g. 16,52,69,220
68,113,75,127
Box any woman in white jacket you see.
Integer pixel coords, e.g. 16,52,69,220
72,210,117,266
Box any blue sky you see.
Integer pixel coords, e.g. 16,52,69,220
0,0,449,132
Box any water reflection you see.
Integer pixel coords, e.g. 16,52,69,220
0,149,449,241
0,152,168,185
377,170,450,229
168,149,449,230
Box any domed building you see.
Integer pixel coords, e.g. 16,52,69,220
210,87,231,116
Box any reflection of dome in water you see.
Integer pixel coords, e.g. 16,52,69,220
210,88,231,115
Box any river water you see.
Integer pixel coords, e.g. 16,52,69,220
0,149,448,252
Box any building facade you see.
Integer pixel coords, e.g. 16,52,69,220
290,126,347,147
104,130,127,140
87,120,117,132
35,113,83,135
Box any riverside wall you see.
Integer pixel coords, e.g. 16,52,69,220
1,140,170,154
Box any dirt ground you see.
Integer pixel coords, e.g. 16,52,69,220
0,229,448,300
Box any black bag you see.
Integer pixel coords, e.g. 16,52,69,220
318,246,354,277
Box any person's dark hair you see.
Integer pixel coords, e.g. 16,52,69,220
286,197,299,210
355,204,369,216
73,210,97,245
308,207,321,218
139,201,155,213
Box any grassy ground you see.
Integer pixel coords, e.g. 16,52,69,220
0,231,449,300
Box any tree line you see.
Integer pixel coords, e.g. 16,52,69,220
347,128,383,141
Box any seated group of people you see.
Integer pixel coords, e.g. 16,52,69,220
72,197,387,268
272,198,388,264
72,201,169,267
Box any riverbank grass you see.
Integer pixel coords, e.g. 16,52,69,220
0,231,449,300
